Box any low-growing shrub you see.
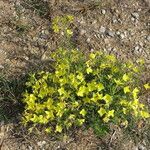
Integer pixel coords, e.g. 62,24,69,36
22,49,150,135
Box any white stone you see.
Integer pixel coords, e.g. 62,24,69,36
86,38,91,43
0,64,4,69
147,36,150,41
100,26,106,33
116,31,120,35
132,12,139,19
120,33,125,39
101,9,106,15
80,29,86,35
107,31,114,37
135,45,140,51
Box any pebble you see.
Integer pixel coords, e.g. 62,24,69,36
80,29,86,35
28,146,33,150
86,38,91,43
112,18,118,23
101,9,106,15
132,12,139,19
107,30,115,37
134,45,140,51
0,64,4,69
99,26,106,33
92,20,97,24
37,141,46,147
131,17,135,22
120,33,125,39
138,144,146,150
40,34,49,39
139,42,144,47
61,31,64,36
116,31,120,35
44,30,49,35
146,36,150,41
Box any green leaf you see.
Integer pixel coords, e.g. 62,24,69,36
106,54,116,62
58,87,66,95
67,15,74,22
57,102,66,109
140,111,150,118
55,125,63,133
86,67,93,74
45,127,52,133
83,97,90,103
53,24,60,33
72,101,79,108
103,94,112,104
66,29,73,35
114,79,123,85
124,86,130,94
123,74,129,82
68,114,75,120
98,108,106,116
77,73,84,82
87,82,96,92
132,87,139,99
77,86,86,97
144,83,150,90
29,94,36,102
89,53,96,59
97,83,104,91
80,109,87,117
107,110,115,117
45,111,54,120
103,117,109,123
77,119,85,126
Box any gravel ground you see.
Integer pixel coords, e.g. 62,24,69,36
0,0,150,149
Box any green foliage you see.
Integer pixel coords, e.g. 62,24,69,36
52,15,74,49
52,15,74,36
22,49,150,135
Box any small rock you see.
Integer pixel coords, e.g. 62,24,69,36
116,31,120,35
107,30,115,37
134,45,140,51
101,9,106,15
92,20,97,24
0,64,4,69
28,146,33,150
118,18,122,24
112,18,118,23
133,146,138,150
132,12,139,19
146,36,150,41
138,48,142,53
86,38,91,43
138,144,146,150
40,34,49,39
80,29,86,35
61,32,64,36
124,31,128,37
44,30,49,35
131,17,135,22
100,26,106,33
139,42,143,47
37,141,46,147
120,33,125,39
5,59,10,62
41,52,49,60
